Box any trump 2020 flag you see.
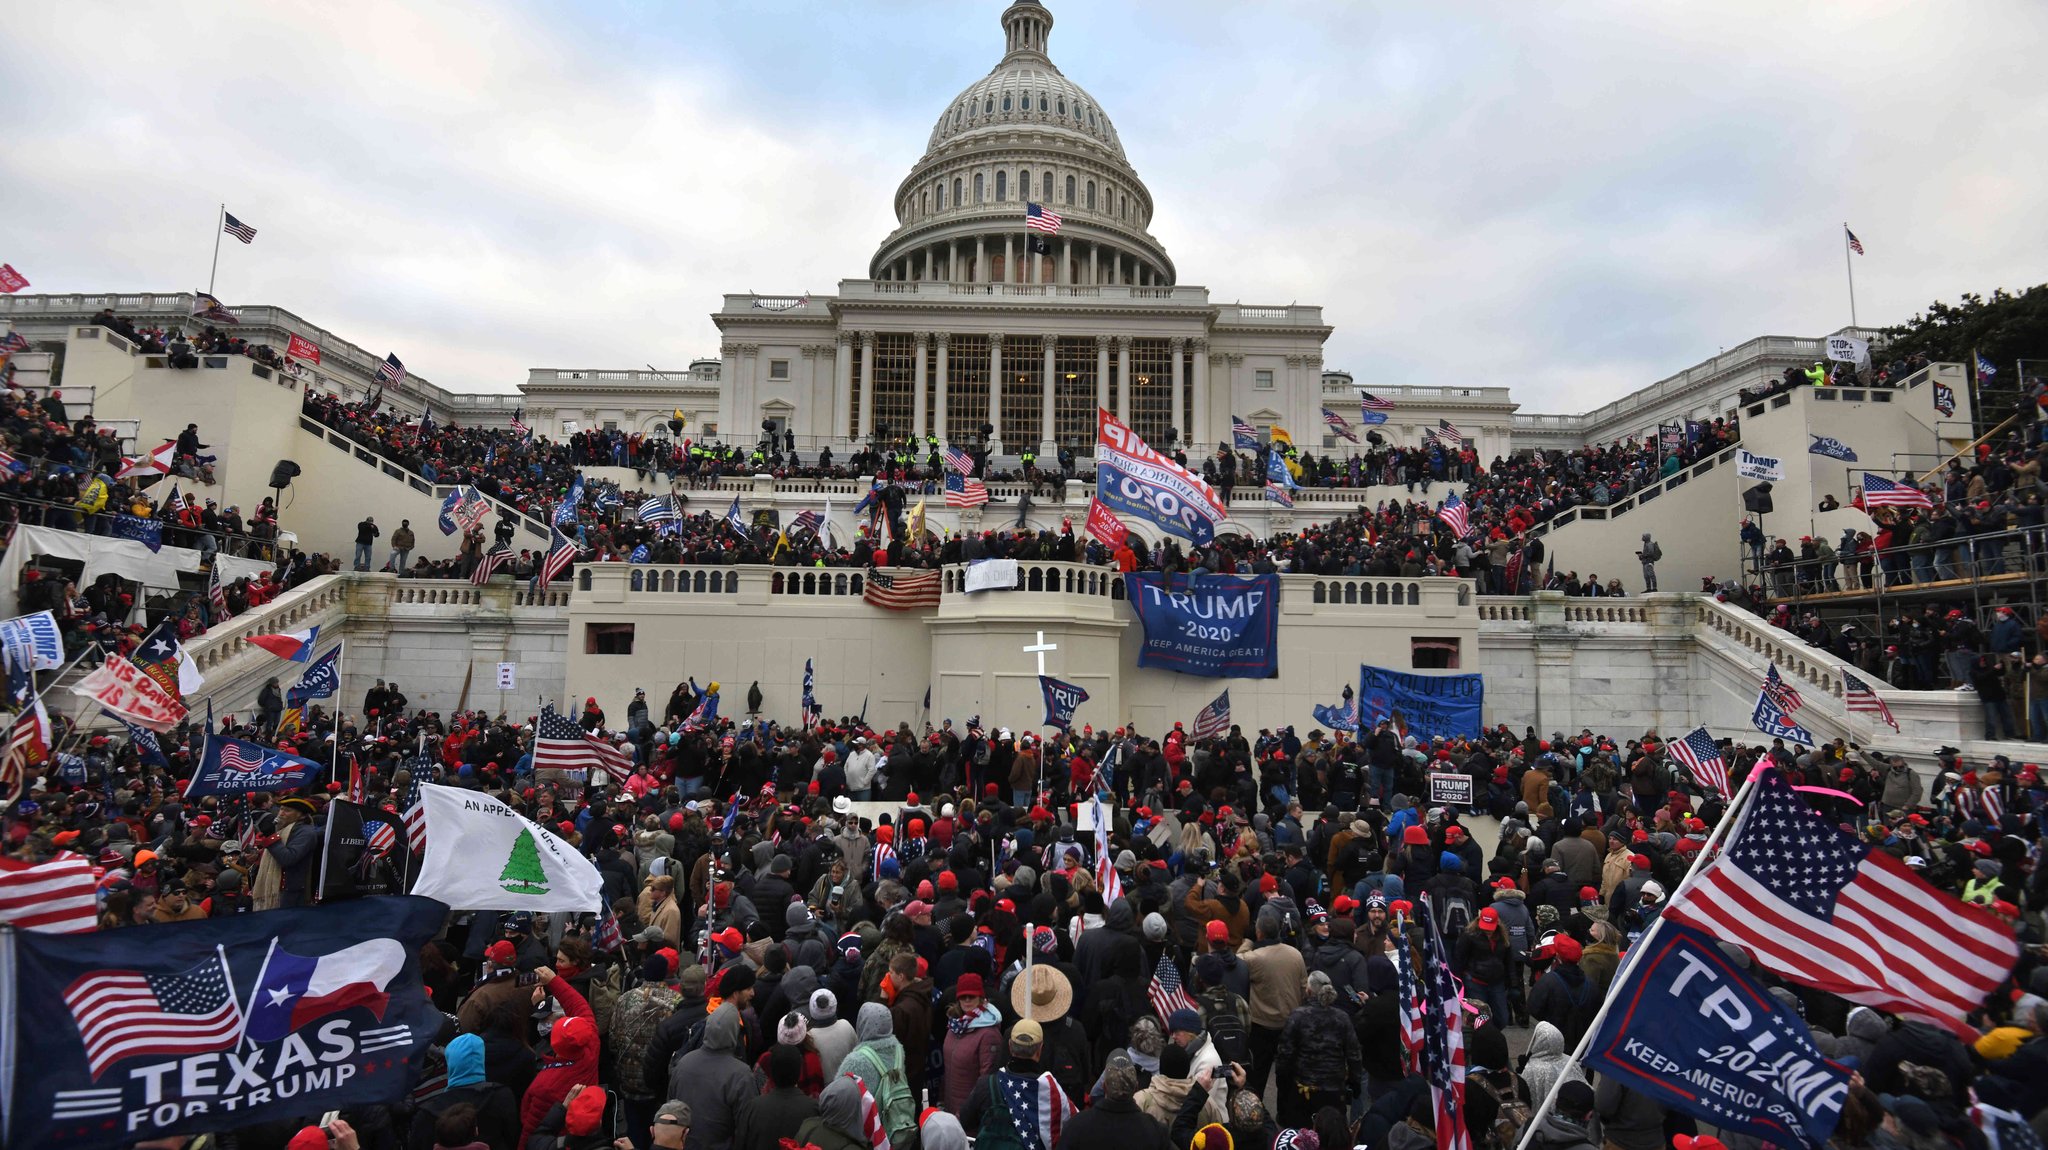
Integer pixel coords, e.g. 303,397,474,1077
1809,434,1858,462
1039,675,1088,731
436,488,463,535
1588,922,1850,1148
410,783,603,913
183,735,322,798
8,895,443,1150
0,608,63,672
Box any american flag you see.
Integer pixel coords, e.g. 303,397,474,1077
1436,492,1470,537
1025,202,1063,234
593,905,623,954
375,353,406,387
1663,768,2019,1038
64,956,243,1078
1,702,49,802
222,211,257,243
637,494,679,525
0,852,97,933
1091,793,1122,905
996,1065,1073,1150
1762,664,1805,713
845,1074,891,1150
863,567,942,610
1845,226,1864,255
1859,474,1932,509
208,563,227,613
790,508,823,537
1359,391,1395,411
1321,407,1359,443
1415,898,1470,1150
400,771,428,853
1231,416,1258,450
1393,912,1424,1074
1191,689,1231,740
1843,670,1899,732
363,819,398,858
538,528,579,586
471,544,514,586
945,473,989,507
533,705,634,782
510,413,531,438
943,445,976,476
1146,946,1198,1020
0,332,29,353
1667,726,1731,799
1437,419,1465,444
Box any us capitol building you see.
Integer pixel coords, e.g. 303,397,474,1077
545,0,1385,465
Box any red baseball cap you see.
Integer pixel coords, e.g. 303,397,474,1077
1476,907,1499,931
1205,920,1230,942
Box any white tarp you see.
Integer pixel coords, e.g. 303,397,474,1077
0,526,274,618
964,558,1019,594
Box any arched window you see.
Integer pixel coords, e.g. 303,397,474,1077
1057,97,1067,115
1001,93,1012,112
954,177,963,207
1120,193,1127,219
1020,170,1031,200
935,180,945,209
1043,170,1053,200
985,96,995,114
995,170,1006,201
954,106,963,128
919,190,928,216
1087,108,1097,128
1038,93,1048,112
1065,175,1075,203
974,173,984,203
1086,180,1096,209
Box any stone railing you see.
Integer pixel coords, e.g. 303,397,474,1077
184,575,351,675
941,561,1125,599
297,414,554,541
1526,443,1741,541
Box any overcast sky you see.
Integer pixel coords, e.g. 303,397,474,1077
8,1,2043,411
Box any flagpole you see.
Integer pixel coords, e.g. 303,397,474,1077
331,640,346,785
207,203,225,296
1843,222,1859,327
1510,761,1771,1150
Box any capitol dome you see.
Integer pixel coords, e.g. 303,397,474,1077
869,1,1175,287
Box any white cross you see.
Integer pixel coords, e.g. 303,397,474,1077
1023,631,1057,676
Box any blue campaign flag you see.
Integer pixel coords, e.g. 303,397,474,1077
1311,699,1359,732
436,487,462,535
1039,675,1089,730
56,751,87,785
628,543,650,563
1231,416,1259,451
1265,449,1296,489
1587,922,1851,1148
1356,408,1389,426
1808,434,1858,462
287,645,341,706
110,512,165,551
1127,572,1280,678
184,735,323,797
724,494,747,533
111,711,169,768
0,608,64,671
1357,663,1483,740
10,895,444,1150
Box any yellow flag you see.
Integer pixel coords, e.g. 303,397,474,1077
673,408,685,421
1270,426,1293,446
907,497,926,540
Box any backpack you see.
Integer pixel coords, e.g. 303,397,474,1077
665,1015,710,1078
1198,986,1251,1066
1641,542,1662,563
1437,894,1474,939
588,964,625,1039
1472,1068,1531,1150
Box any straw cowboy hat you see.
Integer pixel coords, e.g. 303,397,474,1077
1010,964,1073,1022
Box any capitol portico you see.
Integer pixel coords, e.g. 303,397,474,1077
705,0,1344,464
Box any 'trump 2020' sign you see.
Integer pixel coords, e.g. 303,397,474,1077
1129,572,1280,678
1357,664,1484,739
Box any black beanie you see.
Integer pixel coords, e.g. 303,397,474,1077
719,964,757,996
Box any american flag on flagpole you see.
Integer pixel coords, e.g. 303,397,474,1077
1763,663,1805,714
1845,226,1864,255
1437,419,1465,444
539,528,579,586
222,212,257,243
1091,793,1122,905
208,564,227,614
593,905,624,954
1147,950,1198,1022
400,771,429,853
1859,474,1933,509
1025,202,1063,234
1191,689,1230,740
471,545,513,586
1416,898,1471,1150
1322,407,1359,443
1359,391,1395,411
942,445,976,476
533,705,634,782
1663,768,2019,1038
375,353,406,387
1843,670,1900,732
790,508,823,537
1436,492,1470,537
1393,912,1424,1074
1666,726,1731,799
63,955,243,1078
945,473,989,507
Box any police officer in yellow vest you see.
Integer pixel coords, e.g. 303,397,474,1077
1804,362,1828,387
1961,858,2006,906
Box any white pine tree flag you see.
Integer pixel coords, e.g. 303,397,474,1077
410,784,603,912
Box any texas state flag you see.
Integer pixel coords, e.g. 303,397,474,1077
248,625,320,662
246,937,407,1043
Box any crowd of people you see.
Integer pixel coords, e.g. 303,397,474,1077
8,669,2045,1150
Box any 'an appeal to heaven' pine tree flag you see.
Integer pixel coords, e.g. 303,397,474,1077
409,783,603,913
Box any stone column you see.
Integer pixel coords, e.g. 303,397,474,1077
1169,336,1186,447
857,331,876,443
1116,335,1133,424
912,332,930,439
987,334,1004,455
976,237,986,284
1094,335,1111,417
1192,337,1211,448
833,332,854,442
1004,235,1014,284
949,239,960,282
1088,244,1098,285
1040,333,1058,456
1059,238,1071,286
934,333,951,445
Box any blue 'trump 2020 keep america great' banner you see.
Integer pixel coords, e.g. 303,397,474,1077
1129,572,1279,678
1358,663,1484,739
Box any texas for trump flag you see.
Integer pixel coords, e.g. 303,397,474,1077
409,783,604,913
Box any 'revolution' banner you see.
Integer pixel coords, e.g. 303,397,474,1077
1129,572,1279,678
1357,663,1483,739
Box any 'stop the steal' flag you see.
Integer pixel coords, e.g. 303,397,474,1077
1587,922,1851,1148
1038,675,1089,731
409,783,604,913
9,895,443,1150
1752,664,1815,744
183,735,323,797
1095,408,1229,545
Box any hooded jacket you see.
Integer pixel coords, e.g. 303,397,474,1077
942,1004,1005,1114
792,1077,871,1150
407,1034,519,1150
668,1004,757,1150
837,1003,914,1145
1519,1022,1585,1114
518,980,598,1147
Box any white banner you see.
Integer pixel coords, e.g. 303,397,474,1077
1825,335,1871,365
1736,449,1785,481
411,784,603,913
964,558,1019,594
